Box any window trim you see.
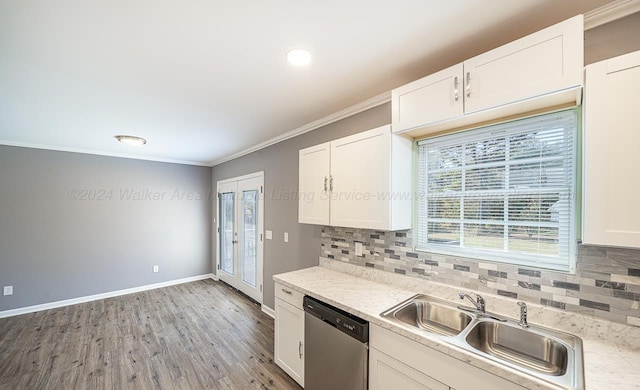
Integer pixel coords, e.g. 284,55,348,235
414,109,579,273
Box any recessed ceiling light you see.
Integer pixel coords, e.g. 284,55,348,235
286,49,311,67
115,135,147,146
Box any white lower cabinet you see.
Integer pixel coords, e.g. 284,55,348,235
370,346,449,390
274,284,304,387
370,324,526,390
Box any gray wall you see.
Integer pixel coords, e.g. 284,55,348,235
211,103,390,309
0,145,212,311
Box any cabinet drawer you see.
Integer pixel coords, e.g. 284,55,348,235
275,283,304,308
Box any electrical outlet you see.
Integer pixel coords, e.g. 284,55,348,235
153,265,159,273
3,286,13,296
265,230,272,240
355,242,363,257
284,232,289,243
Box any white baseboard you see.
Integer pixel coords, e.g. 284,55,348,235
0,273,216,319
261,304,275,319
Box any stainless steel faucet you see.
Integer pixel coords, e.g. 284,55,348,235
458,292,486,313
517,301,529,328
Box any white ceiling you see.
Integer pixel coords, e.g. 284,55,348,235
0,0,612,166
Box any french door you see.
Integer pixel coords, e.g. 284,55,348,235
216,172,264,303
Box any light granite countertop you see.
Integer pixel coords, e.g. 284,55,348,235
273,261,640,390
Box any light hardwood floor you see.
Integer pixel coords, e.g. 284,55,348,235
0,280,302,390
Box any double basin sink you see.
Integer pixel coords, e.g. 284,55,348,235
381,294,584,389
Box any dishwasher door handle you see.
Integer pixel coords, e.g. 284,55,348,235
299,341,303,359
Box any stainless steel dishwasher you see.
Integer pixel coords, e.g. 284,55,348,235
303,295,369,390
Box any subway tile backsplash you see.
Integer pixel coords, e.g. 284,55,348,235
320,226,640,327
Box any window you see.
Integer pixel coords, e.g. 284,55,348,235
416,109,578,272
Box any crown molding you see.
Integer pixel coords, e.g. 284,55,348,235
209,3,640,167
584,0,640,30
0,140,211,167
209,91,392,166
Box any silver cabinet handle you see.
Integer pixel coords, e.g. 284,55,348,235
324,176,328,192
466,72,471,98
282,288,292,295
454,76,459,102
299,341,303,359
329,175,334,192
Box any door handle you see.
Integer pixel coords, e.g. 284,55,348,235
232,240,238,244
282,288,292,295
324,176,328,192
299,341,303,359
329,176,334,192
466,72,471,98
454,76,459,102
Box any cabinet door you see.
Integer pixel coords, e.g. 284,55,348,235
583,50,640,248
464,15,582,114
274,298,304,386
298,142,330,225
392,63,464,133
330,125,391,230
370,347,449,390
370,324,526,390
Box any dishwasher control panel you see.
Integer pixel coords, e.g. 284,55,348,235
303,295,369,342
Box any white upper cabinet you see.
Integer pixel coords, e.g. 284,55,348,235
298,125,412,231
464,14,583,114
298,142,331,225
392,64,464,131
583,50,640,248
392,15,584,136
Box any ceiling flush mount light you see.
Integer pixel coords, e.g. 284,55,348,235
115,135,147,146
286,48,311,67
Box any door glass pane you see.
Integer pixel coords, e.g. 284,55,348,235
220,192,235,275
241,190,258,287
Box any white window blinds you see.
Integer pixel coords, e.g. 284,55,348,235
416,110,578,272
